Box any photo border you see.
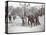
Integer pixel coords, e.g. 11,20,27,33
5,1,45,34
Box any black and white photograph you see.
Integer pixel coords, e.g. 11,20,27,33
5,1,45,34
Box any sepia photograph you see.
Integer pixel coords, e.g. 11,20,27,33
5,1,45,34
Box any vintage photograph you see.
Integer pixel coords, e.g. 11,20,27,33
5,1,45,33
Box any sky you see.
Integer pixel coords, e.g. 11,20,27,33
8,2,44,9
